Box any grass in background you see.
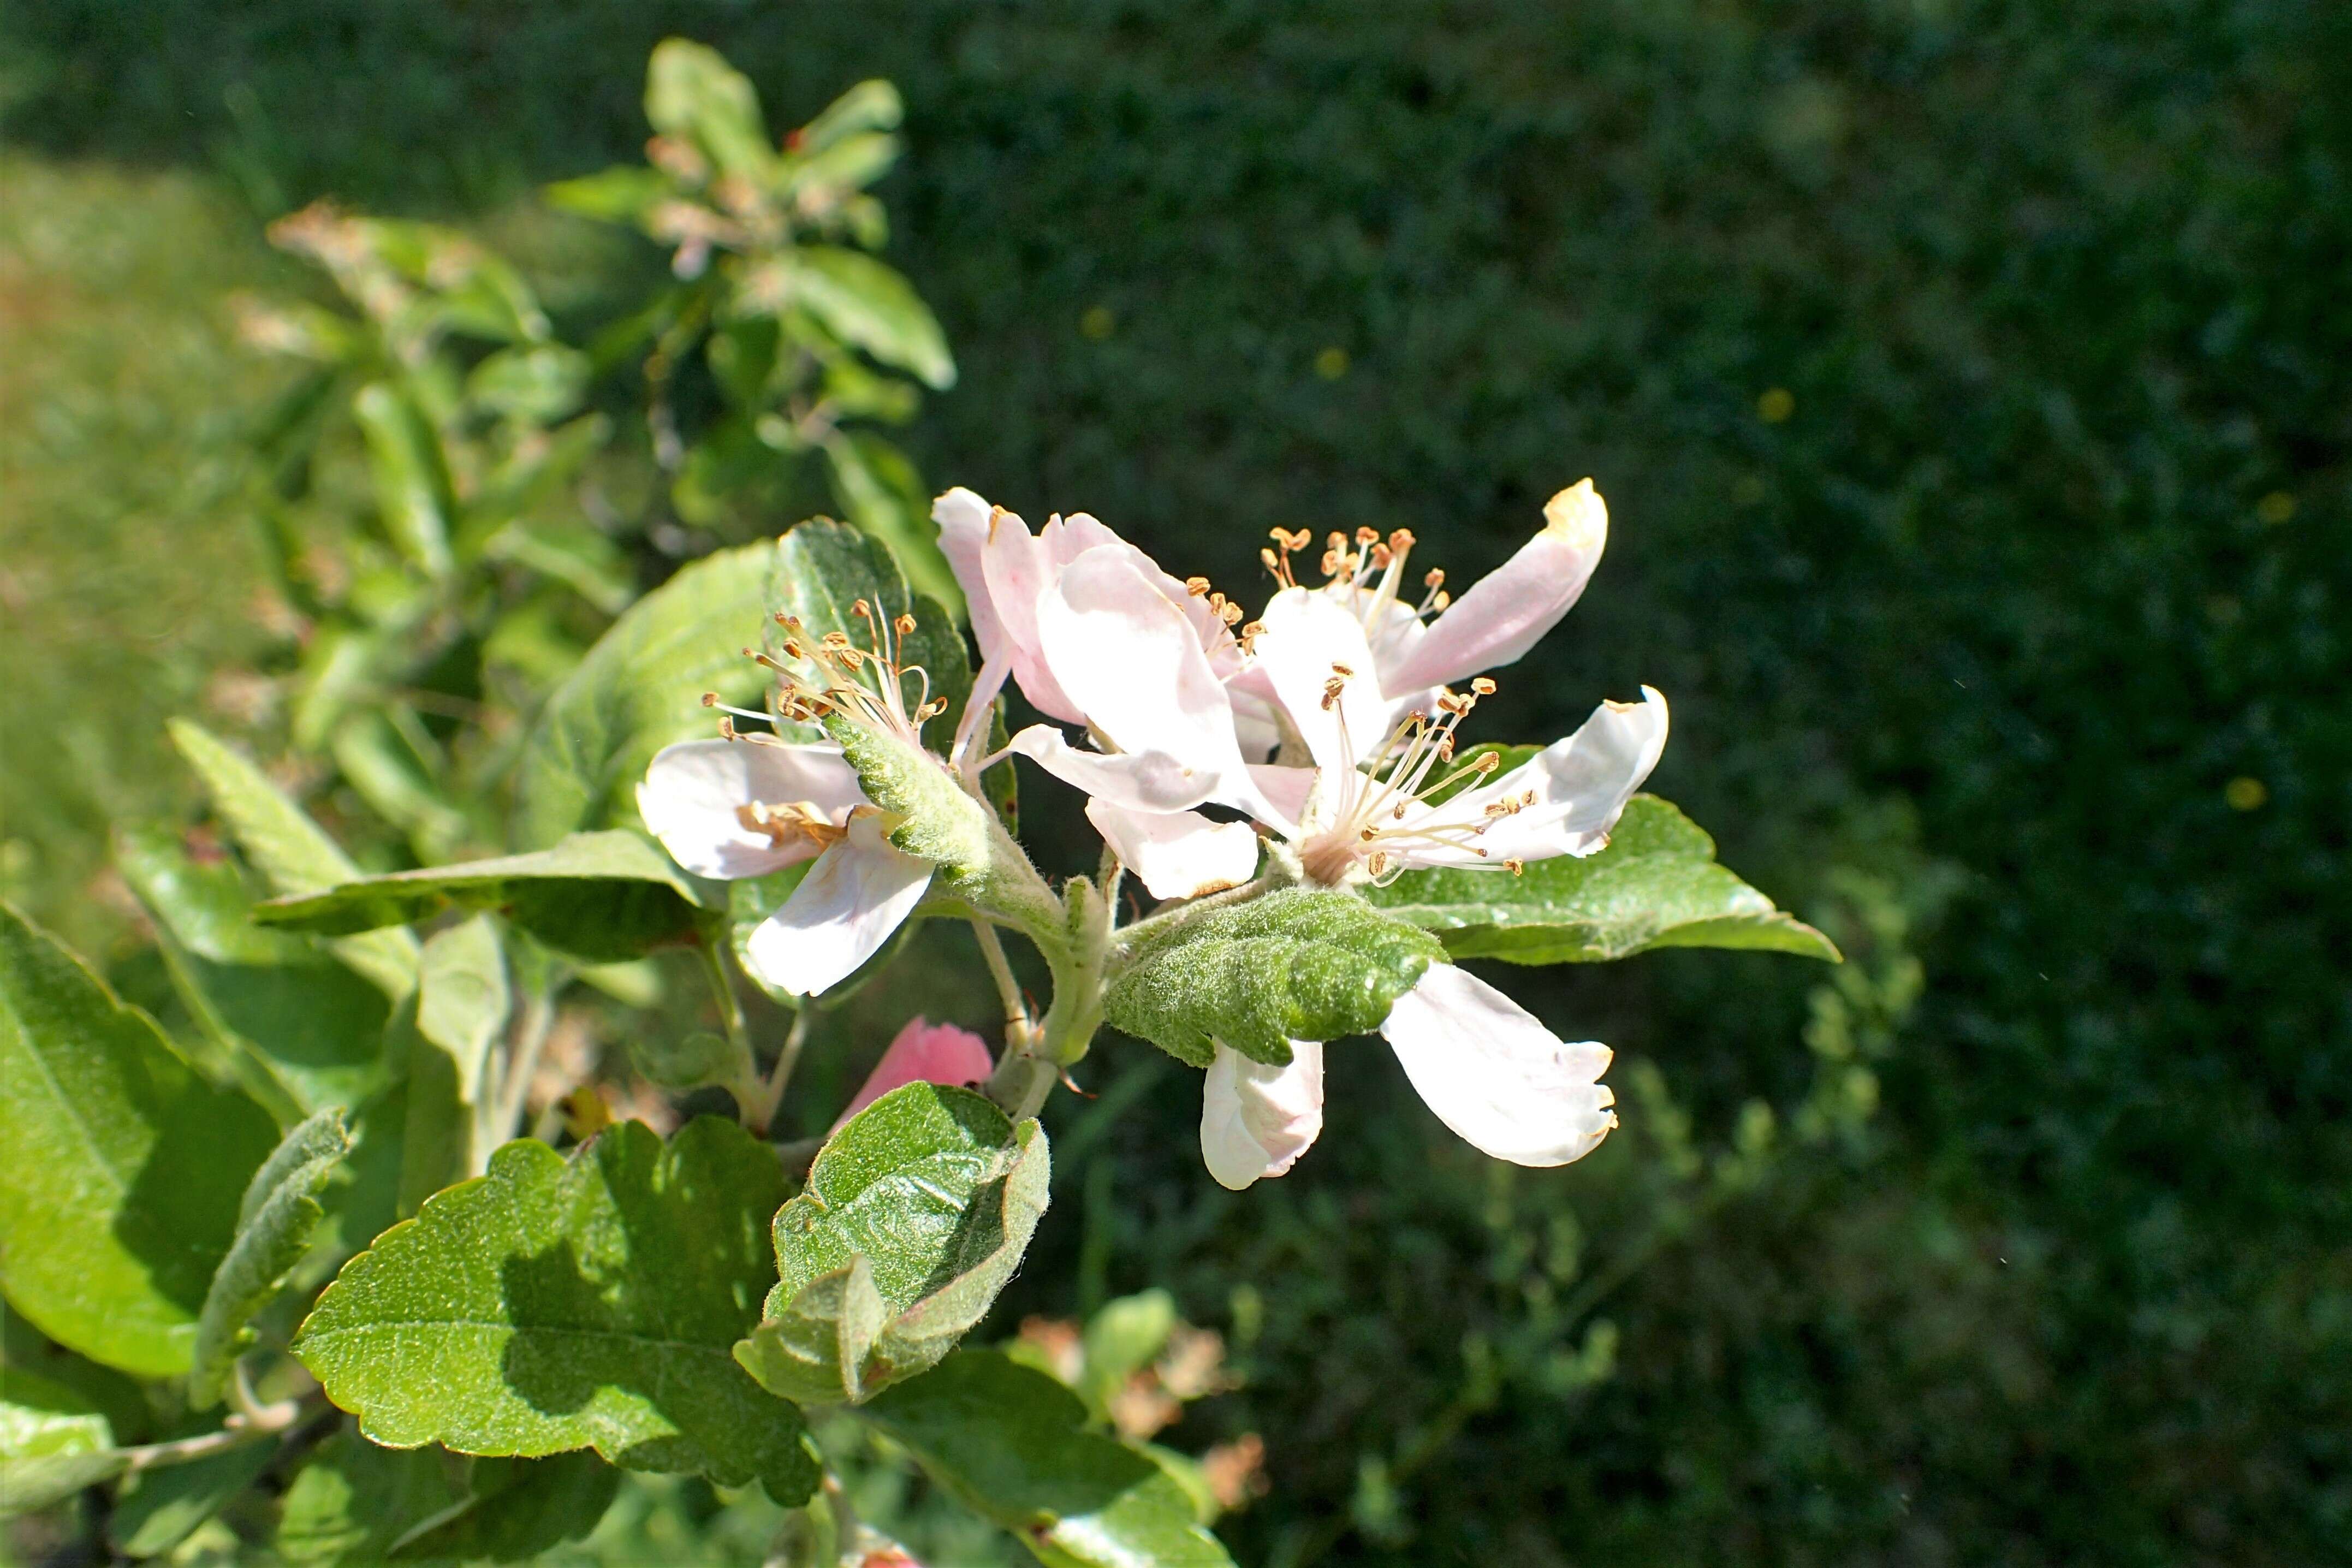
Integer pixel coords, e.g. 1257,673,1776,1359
0,155,283,957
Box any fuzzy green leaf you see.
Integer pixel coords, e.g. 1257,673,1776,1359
293,1118,818,1502
255,831,710,964
0,903,280,1378
513,542,777,848
1103,889,1445,1067
735,1085,1049,1405
863,1351,1236,1567
168,720,420,998
1364,794,1841,964
188,1109,352,1407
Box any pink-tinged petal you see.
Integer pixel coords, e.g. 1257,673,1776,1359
1251,588,1389,773
934,487,1010,671
965,503,1089,724
1410,686,1668,868
637,739,865,879
1199,1042,1326,1190
1086,800,1261,901
833,1017,995,1130
742,814,932,997
1035,549,1256,782
1381,479,1610,693
1380,965,1614,1166
1243,764,1316,835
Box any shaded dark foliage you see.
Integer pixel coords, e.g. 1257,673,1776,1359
8,1,2349,1560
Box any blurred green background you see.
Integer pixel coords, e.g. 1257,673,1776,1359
3,2,2345,1563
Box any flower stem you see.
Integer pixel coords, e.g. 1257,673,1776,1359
485,988,556,1170
970,918,1028,1032
743,1007,811,1136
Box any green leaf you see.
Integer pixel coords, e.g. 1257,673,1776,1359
0,1365,121,1517
464,343,590,425
1103,889,1445,1068
276,1434,619,1566
107,1432,276,1555
416,916,509,1109
797,79,903,152
188,1109,352,1407
645,38,772,181
774,246,955,390
275,1431,459,1564
352,381,456,577
1079,1290,1175,1416
115,824,393,1116
823,429,964,615
254,831,711,964
330,709,474,864
293,1118,819,1502
168,720,420,999
0,903,280,1377
513,541,777,849
389,1452,620,1561
734,1084,1049,1405
863,1352,1236,1568
1364,794,1842,964
544,165,671,224
768,516,971,745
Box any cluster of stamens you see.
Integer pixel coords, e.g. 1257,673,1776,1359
704,598,946,747
1297,670,1537,886
1263,525,1453,642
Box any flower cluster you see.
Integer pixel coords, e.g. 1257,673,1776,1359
639,480,1667,1190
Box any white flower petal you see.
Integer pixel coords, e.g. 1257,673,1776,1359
1199,1042,1326,1190
1007,724,1234,815
637,739,865,880
1086,800,1260,901
1243,764,1317,835
1252,587,1389,773
1382,480,1610,693
1035,548,1256,783
1380,964,1615,1166
1406,686,1669,868
741,814,933,997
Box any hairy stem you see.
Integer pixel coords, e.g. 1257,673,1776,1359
744,1007,811,1136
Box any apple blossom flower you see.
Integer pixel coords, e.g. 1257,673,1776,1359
833,1017,996,1130
638,598,953,997
993,483,1658,1189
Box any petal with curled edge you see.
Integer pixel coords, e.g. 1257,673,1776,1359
1380,964,1615,1167
637,738,867,879
1405,686,1668,869
1200,1041,1326,1190
1381,479,1610,694
742,813,933,997
1085,799,1261,901
1252,587,1390,774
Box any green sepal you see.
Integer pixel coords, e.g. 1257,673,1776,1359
1103,888,1445,1067
735,1084,1049,1405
